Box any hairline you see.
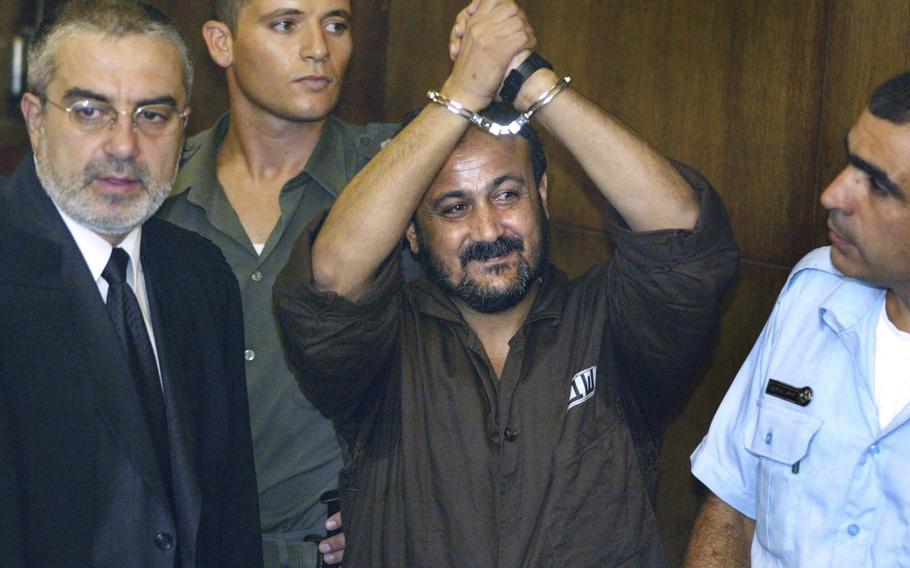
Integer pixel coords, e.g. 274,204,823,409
213,0,246,32
868,70,910,126
28,8,193,105
213,0,355,33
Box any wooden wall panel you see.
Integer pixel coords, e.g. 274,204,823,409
383,1,462,120
0,0,18,120
337,0,391,123
0,0,28,173
528,0,828,266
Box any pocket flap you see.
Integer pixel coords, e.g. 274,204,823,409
746,401,822,465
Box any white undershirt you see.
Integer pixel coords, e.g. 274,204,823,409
873,301,910,429
253,243,265,255
55,206,161,369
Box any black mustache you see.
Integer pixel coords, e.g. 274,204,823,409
460,235,524,265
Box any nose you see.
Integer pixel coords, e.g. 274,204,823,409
820,165,857,216
471,202,505,244
102,111,140,159
300,21,329,62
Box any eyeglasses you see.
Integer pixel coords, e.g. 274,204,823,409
44,98,189,137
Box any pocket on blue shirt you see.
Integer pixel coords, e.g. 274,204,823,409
746,401,823,560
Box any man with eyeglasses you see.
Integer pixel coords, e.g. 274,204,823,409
0,1,262,566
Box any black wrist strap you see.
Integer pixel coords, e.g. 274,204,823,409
499,52,553,105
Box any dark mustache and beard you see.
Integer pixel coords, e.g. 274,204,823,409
414,210,549,314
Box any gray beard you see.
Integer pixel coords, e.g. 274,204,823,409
34,134,174,237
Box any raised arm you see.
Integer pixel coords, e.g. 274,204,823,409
311,0,535,301
514,64,701,231
684,492,755,567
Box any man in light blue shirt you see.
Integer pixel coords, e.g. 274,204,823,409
685,71,910,567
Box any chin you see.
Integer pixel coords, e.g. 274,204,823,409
477,274,520,293
830,256,868,282
291,107,335,124
292,96,339,121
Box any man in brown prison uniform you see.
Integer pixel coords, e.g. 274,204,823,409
274,0,739,565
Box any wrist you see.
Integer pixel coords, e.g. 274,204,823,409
514,68,561,112
439,78,489,115
499,52,553,105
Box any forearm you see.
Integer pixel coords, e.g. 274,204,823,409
518,69,700,231
312,105,471,300
684,492,755,567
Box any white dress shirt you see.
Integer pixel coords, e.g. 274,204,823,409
55,205,162,372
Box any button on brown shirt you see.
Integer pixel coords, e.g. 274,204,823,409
275,164,739,567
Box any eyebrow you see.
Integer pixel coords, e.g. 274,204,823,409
138,95,180,107
844,136,905,200
61,88,179,109
260,8,351,21
324,9,352,21
431,190,469,208
62,88,110,103
492,174,526,187
260,8,304,20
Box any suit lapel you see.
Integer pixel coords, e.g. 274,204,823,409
4,158,173,513
142,224,203,545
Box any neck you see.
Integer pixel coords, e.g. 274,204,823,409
220,95,328,181
100,232,127,246
886,288,910,333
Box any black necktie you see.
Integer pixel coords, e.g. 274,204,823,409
102,247,172,488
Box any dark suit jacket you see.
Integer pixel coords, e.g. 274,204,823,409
0,157,262,567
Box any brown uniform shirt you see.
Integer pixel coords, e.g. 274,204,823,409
275,165,739,567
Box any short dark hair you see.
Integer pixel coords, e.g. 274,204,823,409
869,71,910,124
29,0,193,102
397,101,548,184
212,0,245,32
214,0,355,33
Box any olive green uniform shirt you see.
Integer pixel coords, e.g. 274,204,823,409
158,114,397,541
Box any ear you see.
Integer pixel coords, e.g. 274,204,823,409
537,172,550,219
405,221,420,255
203,20,234,69
20,93,44,147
